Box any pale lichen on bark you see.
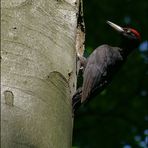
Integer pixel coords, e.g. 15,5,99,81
1,0,83,147
76,0,85,57
75,0,85,74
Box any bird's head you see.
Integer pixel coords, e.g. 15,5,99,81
107,21,141,50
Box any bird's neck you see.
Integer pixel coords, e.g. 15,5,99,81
119,39,136,58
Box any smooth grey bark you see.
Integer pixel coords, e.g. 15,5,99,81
1,0,84,147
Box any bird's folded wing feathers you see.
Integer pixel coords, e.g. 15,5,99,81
81,46,108,103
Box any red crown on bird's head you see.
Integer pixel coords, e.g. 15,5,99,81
130,28,141,41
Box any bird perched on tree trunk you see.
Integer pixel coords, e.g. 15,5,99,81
72,21,141,113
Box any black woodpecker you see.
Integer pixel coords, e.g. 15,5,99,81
72,21,141,113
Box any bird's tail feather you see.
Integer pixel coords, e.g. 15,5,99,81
72,87,82,113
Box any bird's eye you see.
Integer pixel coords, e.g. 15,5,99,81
127,29,131,33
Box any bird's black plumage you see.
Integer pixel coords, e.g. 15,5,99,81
72,45,123,112
72,21,141,113
82,45,123,102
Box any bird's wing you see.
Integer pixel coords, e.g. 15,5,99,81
81,45,110,103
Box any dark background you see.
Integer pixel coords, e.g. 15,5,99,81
72,0,148,148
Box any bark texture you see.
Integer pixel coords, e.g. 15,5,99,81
1,0,84,147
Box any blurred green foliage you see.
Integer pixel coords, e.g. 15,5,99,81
73,0,148,148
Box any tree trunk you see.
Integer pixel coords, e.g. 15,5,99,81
1,0,84,147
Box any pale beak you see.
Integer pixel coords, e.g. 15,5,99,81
107,21,124,33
